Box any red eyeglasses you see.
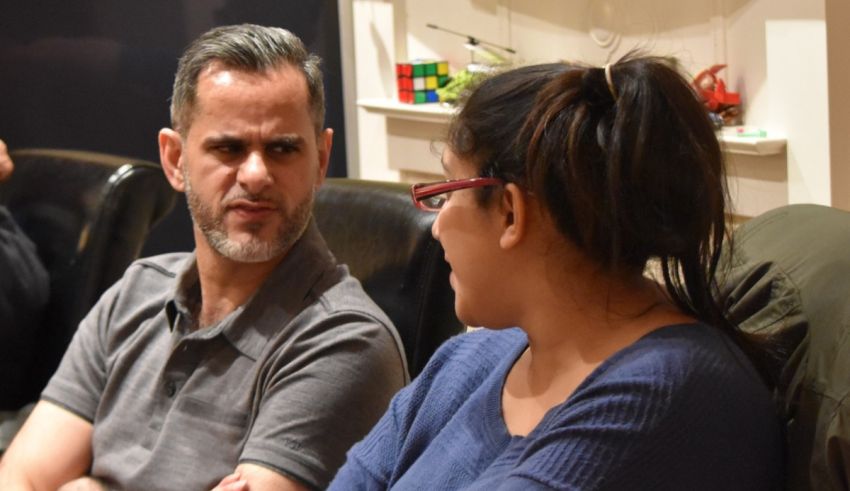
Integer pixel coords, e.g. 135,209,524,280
410,177,504,212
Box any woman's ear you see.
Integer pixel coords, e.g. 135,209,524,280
159,128,186,192
498,183,527,250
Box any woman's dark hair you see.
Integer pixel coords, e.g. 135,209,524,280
447,54,774,385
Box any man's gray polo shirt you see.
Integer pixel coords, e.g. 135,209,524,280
42,221,408,490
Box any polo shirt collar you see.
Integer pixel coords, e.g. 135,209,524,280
165,254,201,332
165,219,338,360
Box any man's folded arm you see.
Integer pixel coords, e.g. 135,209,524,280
0,400,94,491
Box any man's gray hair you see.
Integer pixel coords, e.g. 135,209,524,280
170,24,325,134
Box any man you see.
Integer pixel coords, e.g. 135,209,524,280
0,24,407,490
0,139,50,412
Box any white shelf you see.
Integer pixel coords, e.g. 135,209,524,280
360,98,787,157
717,128,787,156
357,98,454,124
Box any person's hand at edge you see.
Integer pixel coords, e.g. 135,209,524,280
56,476,107,491
0,139,13,182
211,472,249,491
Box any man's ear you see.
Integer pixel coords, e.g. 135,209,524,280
315,128,333,188
498,183,527,250
159,128,185,192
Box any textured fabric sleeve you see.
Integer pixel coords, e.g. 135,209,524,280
39,279,122,421
329,331,492,490
239,312,407,490
327,382,413,490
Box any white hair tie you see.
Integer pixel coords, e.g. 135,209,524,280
604,63,618,101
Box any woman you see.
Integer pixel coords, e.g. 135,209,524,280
329,56,782,489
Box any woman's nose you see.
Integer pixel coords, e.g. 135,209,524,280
431,209,441,241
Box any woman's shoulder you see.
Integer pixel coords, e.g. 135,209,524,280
557,322,776,436
516,323,782,488
604,323,764,388
527,323,783,489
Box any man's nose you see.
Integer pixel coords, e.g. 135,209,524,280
237,152,272,194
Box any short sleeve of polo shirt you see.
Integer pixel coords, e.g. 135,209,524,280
239,307,407,488
40,277,122,421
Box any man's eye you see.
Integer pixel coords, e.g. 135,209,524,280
268,143,298,154
214,144,243,154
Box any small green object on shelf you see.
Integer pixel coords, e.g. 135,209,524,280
723,126,769,138
436,69,483,104
736,128,768,138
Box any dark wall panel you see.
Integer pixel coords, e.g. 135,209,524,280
0,0,347,256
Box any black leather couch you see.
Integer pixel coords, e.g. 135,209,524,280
0,167,461,407
0,149,175,408
314,178,464,377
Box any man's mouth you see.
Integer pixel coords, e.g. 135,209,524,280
226,199,278,219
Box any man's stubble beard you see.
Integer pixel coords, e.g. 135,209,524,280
183,166,313,263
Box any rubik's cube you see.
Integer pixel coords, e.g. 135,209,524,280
396,60,450,104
